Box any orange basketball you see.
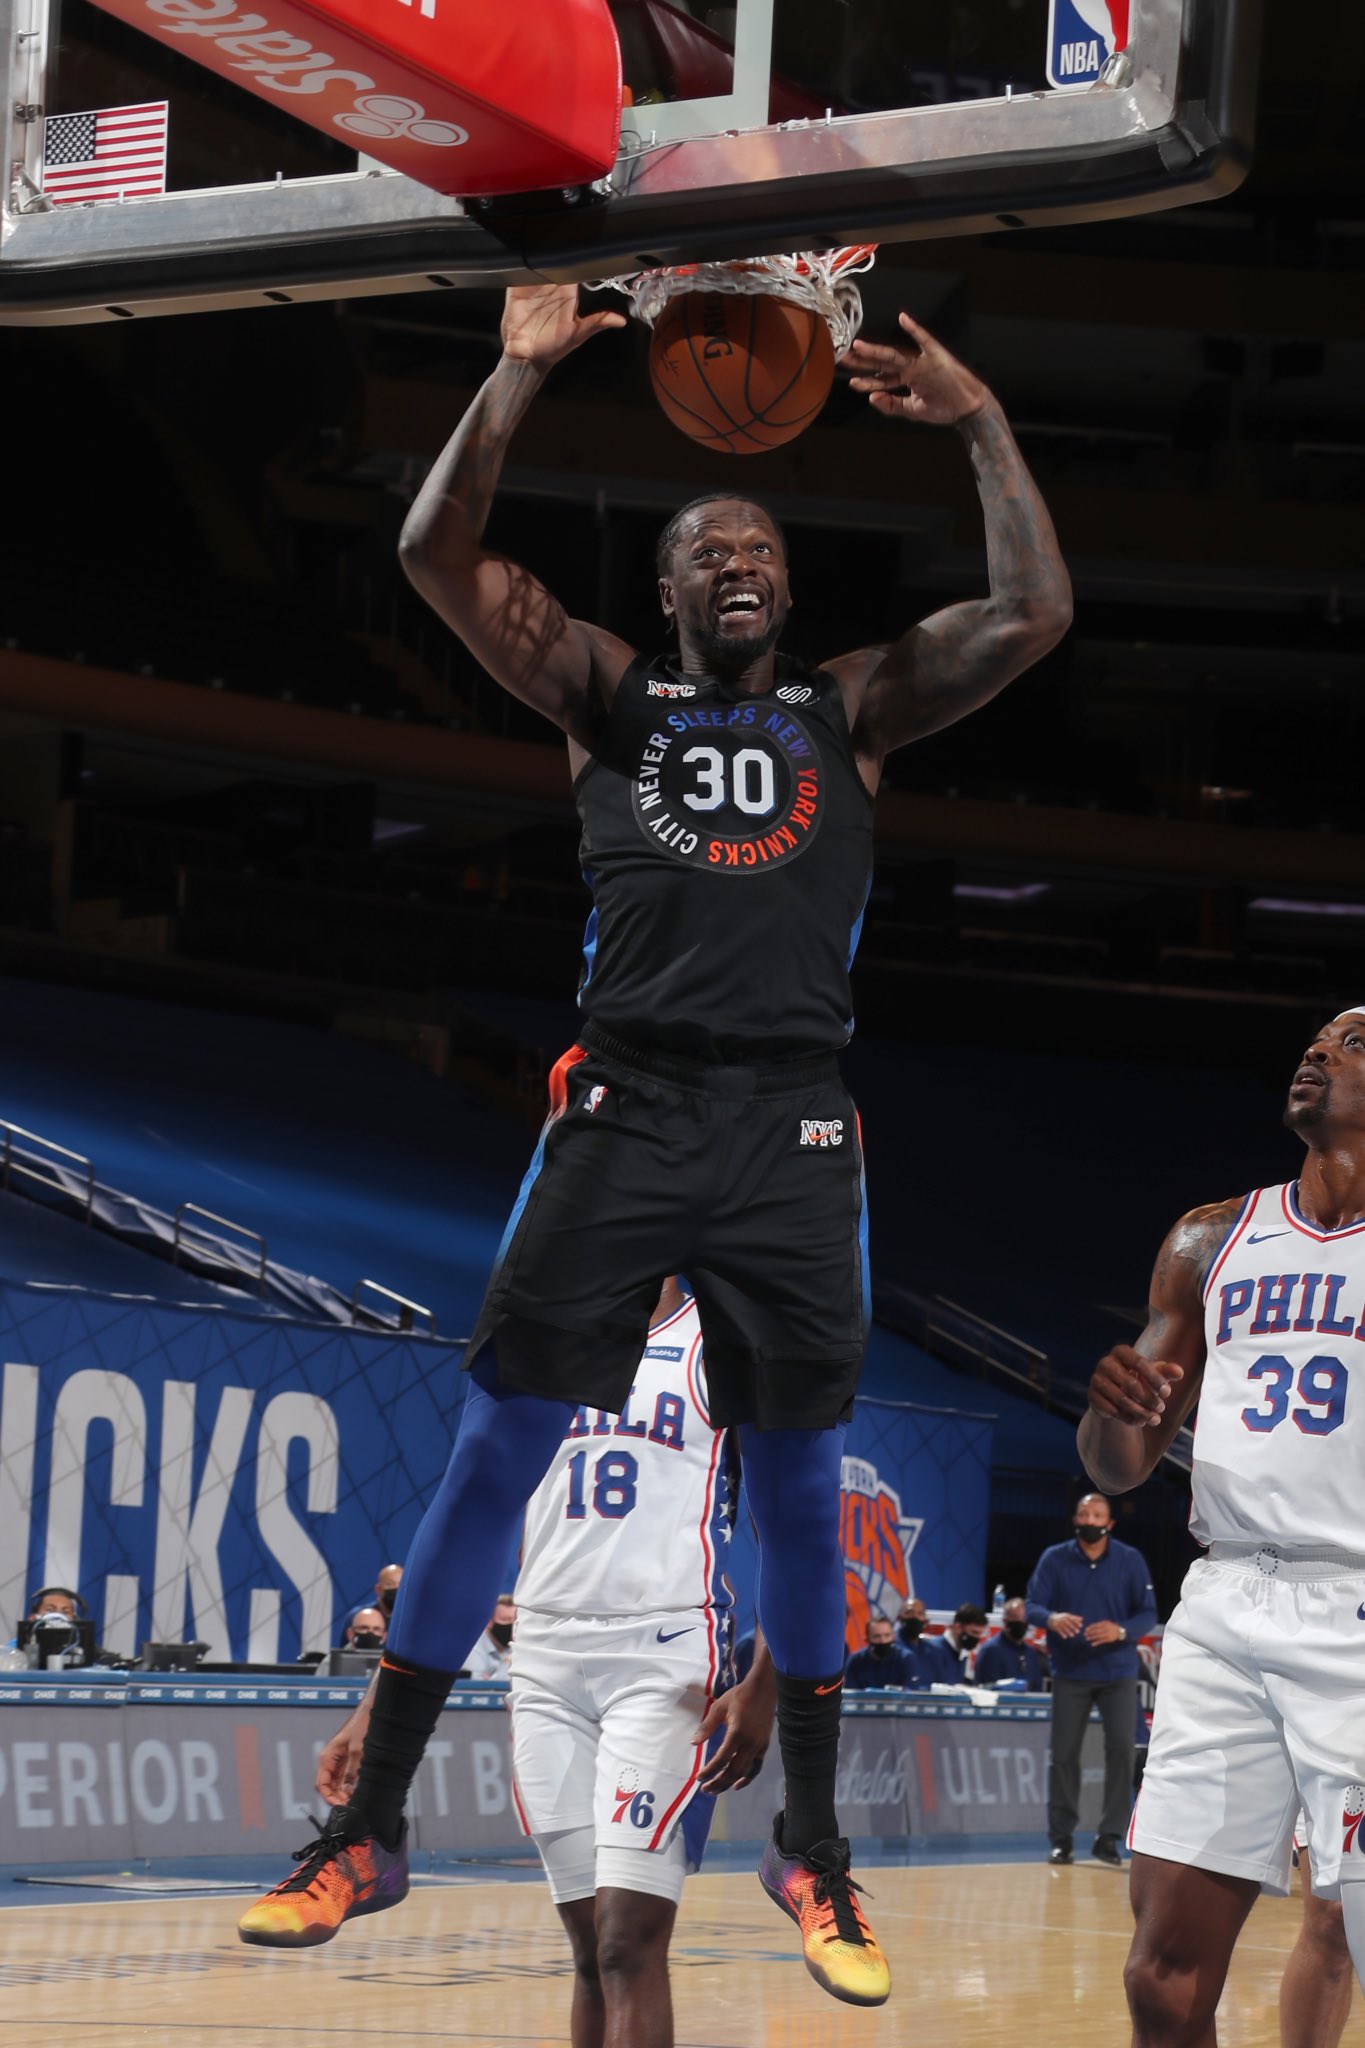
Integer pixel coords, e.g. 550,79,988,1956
648,290,835,455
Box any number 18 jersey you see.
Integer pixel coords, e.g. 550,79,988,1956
514,1297,740,1622
1193,1182,1365,1549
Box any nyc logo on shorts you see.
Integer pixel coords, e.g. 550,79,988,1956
611,1765,657,1829
800,1118,843,1147
1046,0,1128,88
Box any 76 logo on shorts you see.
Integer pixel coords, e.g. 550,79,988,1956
1343,1784,1365,1855
611,1765,656,1828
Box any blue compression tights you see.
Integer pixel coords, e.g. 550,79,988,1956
738,1420,848,1678
387,1362,848,1685
385,1359,573,1668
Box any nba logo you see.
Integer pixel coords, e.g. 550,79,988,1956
1046,0,1128,89
585,1084,608,1115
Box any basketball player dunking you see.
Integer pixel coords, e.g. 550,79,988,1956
1080,1007,1365,2044
282,1280,775,2046
239,284,1071,2004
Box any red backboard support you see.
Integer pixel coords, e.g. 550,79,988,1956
81,0,622,195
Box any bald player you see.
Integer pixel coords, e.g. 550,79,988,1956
1080,1005,1365,2045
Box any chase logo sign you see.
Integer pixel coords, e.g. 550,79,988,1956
1046,0,1129,88
839,1454,922,1655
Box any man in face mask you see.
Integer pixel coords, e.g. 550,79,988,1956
344,1607,388,1654
1025,1493,1157,1868
465,1595,517,1681
973,1598,1046,1690
845,1614,921,1692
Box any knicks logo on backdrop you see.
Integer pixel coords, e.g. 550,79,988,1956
1046,0,1128,88
840,1455,922,1655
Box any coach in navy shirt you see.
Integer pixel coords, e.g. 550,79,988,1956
845,1614,921,1690
974,1598,1047,1689
1026,1493,1157,1867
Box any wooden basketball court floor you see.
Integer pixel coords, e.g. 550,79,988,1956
4,1857,1360,2048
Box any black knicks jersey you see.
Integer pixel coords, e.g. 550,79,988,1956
573,652,875,1058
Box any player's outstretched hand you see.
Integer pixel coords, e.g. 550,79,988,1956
844,313,989,426
315,1701,370,1806
696,1678,774,1794
501,284,627,372
1088,1343,1184,1429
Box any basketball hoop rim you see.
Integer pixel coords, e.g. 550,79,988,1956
590,245,877,357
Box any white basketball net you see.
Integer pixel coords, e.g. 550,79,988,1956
592,246,877,359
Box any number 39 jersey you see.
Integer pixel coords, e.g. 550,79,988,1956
514,1297,740,1622
574,652,875,1059
1193,1182,1365,1549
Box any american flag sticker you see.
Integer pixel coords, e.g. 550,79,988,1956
42,102,169,207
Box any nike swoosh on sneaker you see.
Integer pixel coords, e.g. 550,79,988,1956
656,1626,696,1643
1247,1230,1291,1244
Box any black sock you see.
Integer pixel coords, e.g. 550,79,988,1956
774,1669,844,1857
347,1654,456,1848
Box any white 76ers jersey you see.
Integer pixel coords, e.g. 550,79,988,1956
514,1297,739,1622
1193,1183,1365,1549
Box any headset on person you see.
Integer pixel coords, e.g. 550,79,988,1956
28,1585,89,1616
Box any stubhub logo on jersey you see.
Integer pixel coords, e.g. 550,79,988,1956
1046,0,1128,87
631,705,823,873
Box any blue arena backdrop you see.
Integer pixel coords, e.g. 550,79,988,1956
1,1283,993,1662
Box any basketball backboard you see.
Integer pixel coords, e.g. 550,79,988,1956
1,0,1260,323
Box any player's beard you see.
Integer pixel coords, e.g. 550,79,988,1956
694,611,785,676
1283,1094,1328,1132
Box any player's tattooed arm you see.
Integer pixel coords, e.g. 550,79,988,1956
399,285,633,749
833,316,1071,778
1078,1196,1243,1495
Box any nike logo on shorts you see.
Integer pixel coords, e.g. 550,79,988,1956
656,1626,695,1643
1247,1230,1291,1244
1357,1602,1365,1621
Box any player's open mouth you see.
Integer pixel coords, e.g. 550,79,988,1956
715,588,768,625
1291,1068,1325,1091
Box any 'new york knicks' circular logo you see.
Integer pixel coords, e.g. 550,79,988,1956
631,701,823,873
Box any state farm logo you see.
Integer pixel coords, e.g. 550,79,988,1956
337,94,465,145
799,1118,843,1147
646,680,697,699
776,684,812,703
143,0,468,146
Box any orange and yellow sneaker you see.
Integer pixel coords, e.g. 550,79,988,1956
237,1811,409,1949
758,1817,891,2006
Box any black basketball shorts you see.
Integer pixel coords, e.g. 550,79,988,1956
464,1024,870,1430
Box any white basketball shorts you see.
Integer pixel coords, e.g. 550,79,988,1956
508,1608,719,1905
1130,1545,1365,1898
